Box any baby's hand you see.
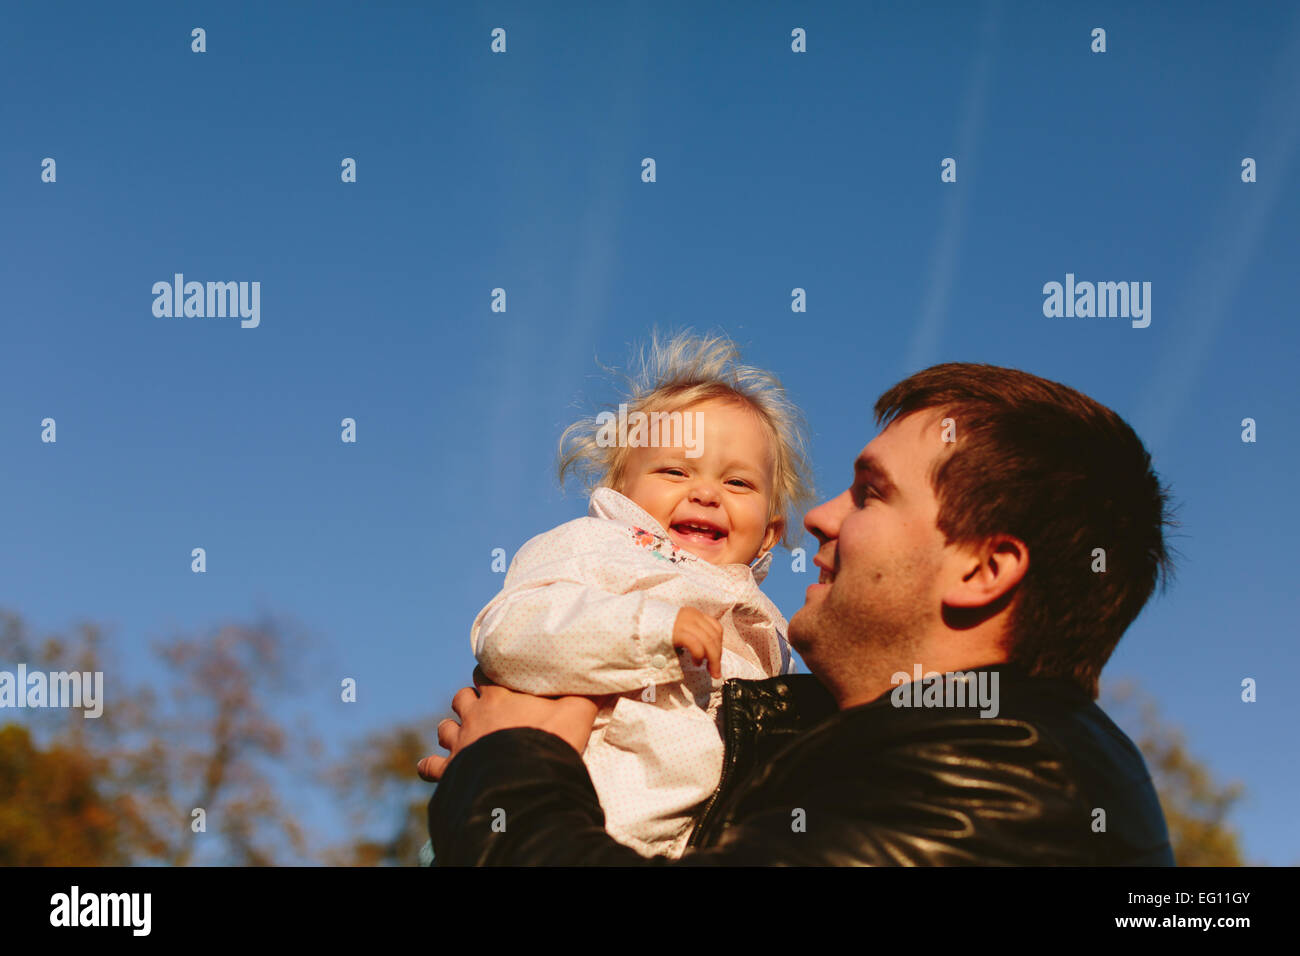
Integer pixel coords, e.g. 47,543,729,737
672,607,724,679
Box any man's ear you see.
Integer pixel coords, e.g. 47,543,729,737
941,534,1028,609
759,516,785,556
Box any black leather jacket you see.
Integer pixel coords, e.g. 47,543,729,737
428,664,1175,865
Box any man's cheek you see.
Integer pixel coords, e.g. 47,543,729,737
836,539,866,578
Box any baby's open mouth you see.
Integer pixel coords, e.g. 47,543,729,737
671,521,727,542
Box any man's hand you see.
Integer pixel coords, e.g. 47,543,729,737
417,668,600,782
672,606,724,679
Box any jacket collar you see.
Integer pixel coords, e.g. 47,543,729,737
855,661,1088,711
589,486,774,583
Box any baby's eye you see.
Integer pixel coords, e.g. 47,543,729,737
662,468,687,477
726,478,751,488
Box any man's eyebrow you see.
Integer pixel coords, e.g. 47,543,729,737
854,455,898,495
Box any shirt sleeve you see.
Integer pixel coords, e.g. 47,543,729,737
470,520,688,696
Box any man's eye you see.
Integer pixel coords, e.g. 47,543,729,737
855,485,878,506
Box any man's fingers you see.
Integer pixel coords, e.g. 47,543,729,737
551,694,601,754
417,753,448,782
450,685,480,720
452,686,483,733
437,717,460,751
557,694,601,723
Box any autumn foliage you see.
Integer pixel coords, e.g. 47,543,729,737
0,609,1249,866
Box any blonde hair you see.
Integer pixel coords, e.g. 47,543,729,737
558,330,816,549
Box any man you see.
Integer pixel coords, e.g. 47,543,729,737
420,363,1178,865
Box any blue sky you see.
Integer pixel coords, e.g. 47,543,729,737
2,1,1297,863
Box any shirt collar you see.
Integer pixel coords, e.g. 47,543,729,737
589,487,774,583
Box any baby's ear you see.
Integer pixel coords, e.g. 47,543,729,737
760,516,785,554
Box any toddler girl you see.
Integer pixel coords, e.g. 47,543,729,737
471,331,815,857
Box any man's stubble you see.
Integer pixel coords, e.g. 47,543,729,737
792,549,940,707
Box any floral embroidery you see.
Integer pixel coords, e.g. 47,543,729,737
629,525,693,565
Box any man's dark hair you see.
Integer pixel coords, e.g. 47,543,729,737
874,363,1178,698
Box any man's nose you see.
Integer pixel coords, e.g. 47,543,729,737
805,491,850,544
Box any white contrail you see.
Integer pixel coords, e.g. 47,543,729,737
1138,13,1300,448
904,0,1002,374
